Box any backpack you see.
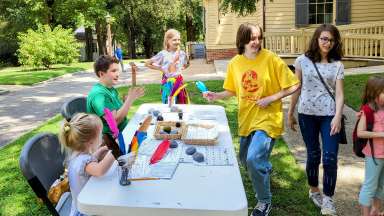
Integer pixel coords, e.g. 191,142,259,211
352,104,375,159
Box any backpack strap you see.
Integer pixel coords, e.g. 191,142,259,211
361,104,377,165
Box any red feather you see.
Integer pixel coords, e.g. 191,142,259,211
149,140,170,165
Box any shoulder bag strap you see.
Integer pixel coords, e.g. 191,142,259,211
311,61,335,102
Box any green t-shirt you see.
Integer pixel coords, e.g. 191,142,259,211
87,83,128,135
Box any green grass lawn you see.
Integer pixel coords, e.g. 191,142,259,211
0,59,147,86
344,73,384,111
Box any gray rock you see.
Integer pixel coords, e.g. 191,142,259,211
185,146,196,155
193,152,204,162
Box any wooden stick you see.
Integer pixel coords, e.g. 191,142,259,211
129,177,160,181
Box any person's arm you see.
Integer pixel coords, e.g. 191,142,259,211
85,150,115,177
357,113,384,138
288,67,302,131
203,90,236,101
93,146,109,161
256,83,300,108
330,79,344,135
145,59,162,71
111,87,145,124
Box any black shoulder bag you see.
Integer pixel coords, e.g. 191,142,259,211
312,61,347,144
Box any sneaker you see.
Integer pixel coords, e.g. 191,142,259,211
308,190,323,208
321,196,337,215
251,202,272,216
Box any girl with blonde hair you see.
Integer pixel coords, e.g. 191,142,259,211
145,29,190,104
59,113,115,216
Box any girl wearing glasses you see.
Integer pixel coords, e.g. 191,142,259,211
288,24,344,216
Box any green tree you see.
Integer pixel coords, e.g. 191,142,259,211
220,0,258,16
17,25,80,68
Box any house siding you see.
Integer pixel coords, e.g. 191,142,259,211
351,0,384,23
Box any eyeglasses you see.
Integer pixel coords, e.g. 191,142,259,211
319,37,335,44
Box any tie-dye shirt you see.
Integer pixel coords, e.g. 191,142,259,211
150,50,188,78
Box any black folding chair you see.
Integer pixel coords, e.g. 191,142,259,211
61,96,87,121
19,133,71,216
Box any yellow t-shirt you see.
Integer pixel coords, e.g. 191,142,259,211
223,49,299,138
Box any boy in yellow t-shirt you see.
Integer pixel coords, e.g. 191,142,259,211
204,23,299,216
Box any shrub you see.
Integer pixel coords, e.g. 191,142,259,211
17,25,81,68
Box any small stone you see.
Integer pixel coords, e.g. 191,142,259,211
178,112,183,120
148,108,155,114
163,126,171,134
192,152,204,163
170,140,178,148
152,110,160,117
157,115,164,121
185,146,196,155
170,106,178,112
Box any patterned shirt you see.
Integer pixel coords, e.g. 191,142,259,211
150,50,188,78
295,54,344,116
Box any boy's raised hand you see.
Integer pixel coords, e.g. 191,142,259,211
126,86,145,102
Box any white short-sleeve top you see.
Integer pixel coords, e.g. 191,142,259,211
294,54,344,116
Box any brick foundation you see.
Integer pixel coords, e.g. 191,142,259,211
206,48,238,63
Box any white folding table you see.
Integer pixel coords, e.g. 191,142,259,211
77,104,247,216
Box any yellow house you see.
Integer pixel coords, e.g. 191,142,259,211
203,0,384,62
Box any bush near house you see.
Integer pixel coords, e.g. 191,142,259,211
17,25,81,69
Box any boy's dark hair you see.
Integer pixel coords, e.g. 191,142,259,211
236,23,263,55
305,24,343,62
362,75,384,110
94,55,119,77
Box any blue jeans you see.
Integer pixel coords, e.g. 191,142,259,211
359,157,384,206
240,130,275,204
298,113,339,197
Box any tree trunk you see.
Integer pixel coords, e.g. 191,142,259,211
95,21,107,55
186,15,196,42
143,32,153,58
128,26,137,59
85,27,93,61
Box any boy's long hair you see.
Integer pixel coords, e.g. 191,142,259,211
94,55,119,77
163,29,180,50
305,24,343,63
362,76,384,111
59,113,102,152
236,23,263,55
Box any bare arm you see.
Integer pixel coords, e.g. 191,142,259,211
256,82,300,108
288,68,302,116
330,79,345,135
85,151,115,177
145,59,162,71
287,68,302,131
357,113,384,138
109,87,145,124
203,90,236,101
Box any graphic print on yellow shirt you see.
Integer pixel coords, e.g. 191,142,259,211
223,49,299,138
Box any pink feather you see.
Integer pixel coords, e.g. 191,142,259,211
104,108,119,138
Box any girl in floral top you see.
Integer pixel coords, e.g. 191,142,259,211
145,29,190,104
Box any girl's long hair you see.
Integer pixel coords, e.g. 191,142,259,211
362,76,384,110
305,24,343,62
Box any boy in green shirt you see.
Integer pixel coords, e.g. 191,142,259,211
87,55,145,158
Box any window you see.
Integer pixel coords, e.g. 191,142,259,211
308,0,333,24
